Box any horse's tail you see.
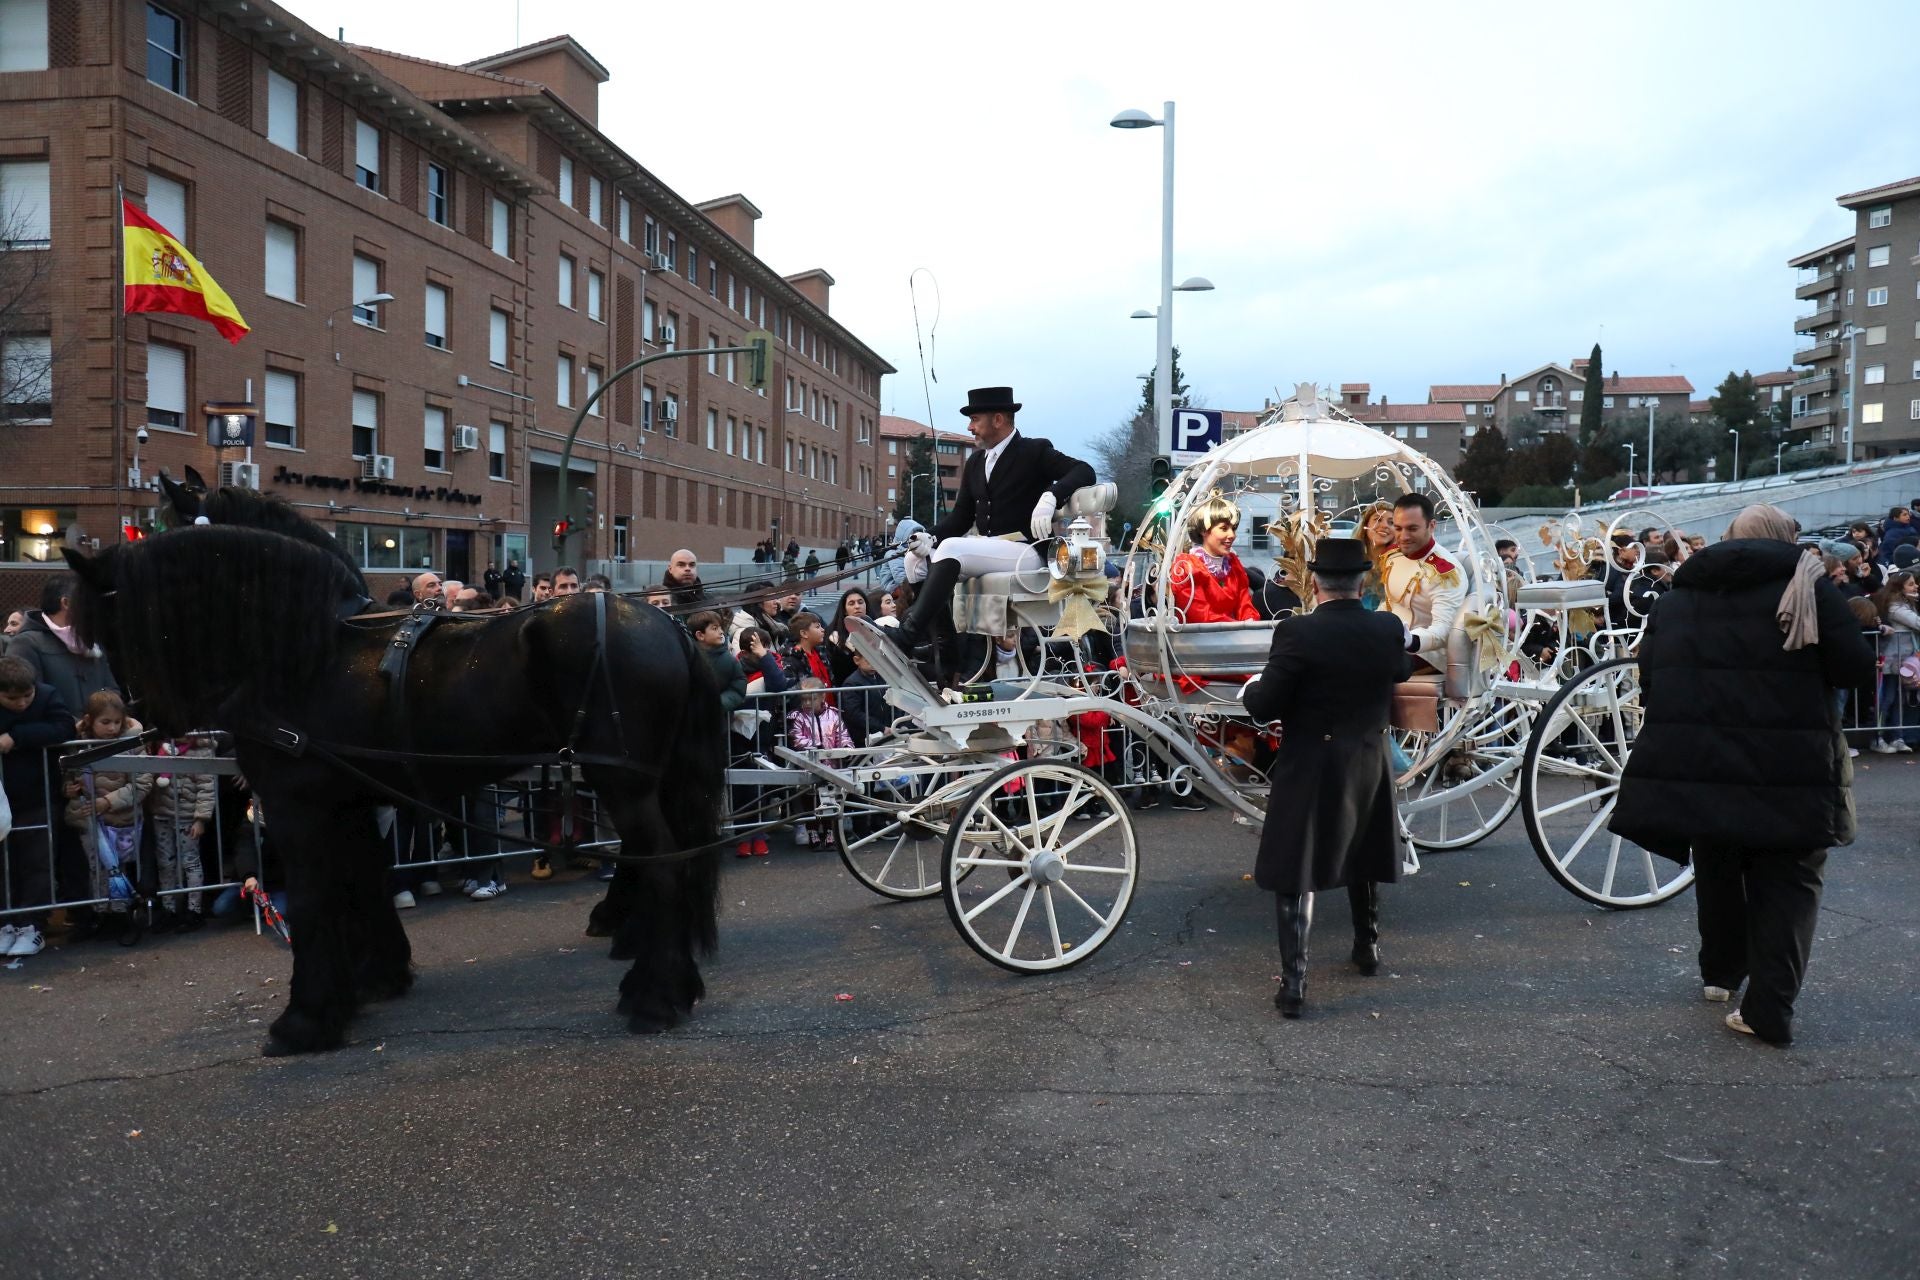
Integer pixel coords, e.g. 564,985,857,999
660,617,726,956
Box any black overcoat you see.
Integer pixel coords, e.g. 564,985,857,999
932,433,1094,542
1609,538,1875,861
1242,599,1413,894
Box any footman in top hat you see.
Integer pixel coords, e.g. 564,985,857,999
1242,535,1413,1019
893,387,1095,677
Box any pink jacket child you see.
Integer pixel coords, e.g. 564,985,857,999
786,679,853,850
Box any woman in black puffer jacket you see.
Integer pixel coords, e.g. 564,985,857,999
1611,504,1875,1046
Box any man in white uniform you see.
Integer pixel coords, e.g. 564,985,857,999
1379,492,1465,672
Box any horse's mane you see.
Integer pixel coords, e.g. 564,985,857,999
86,526,365,732
203,487,369,594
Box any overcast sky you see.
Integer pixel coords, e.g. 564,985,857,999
302,0,1920,458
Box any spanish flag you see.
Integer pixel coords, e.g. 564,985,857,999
122,199,250,344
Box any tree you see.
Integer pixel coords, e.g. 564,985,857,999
1088,405,1157,536
0,202,57,426
1577,342,1604,452
1709,370,1760,485
1454,424,1510,504
1652,413,1711,483
893,433,939,524
1137,345,1192,419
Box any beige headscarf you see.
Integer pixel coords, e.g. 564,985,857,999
1726,503,1820,650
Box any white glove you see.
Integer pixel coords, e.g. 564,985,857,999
905,530,935,558
1030,492,1059,542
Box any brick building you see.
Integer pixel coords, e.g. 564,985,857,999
1431,362,1695,451
0,0,891,600
1787,174,1920,459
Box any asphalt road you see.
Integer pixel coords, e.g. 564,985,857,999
2,763,1915,1279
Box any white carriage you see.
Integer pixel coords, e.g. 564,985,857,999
806,384,1689,974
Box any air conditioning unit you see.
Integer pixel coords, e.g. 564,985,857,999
219,460,261,490
648,252,672,271
657,325,676,346
362,454,396,481
452,424,481,452
661,402,679,422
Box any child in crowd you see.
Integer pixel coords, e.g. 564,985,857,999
63,691,150,917
787,677,853,849
836,649,895,747
0,655,75,957
782,612,836,699
690,612,760,858
148,732,215,931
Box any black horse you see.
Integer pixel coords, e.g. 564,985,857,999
63,523,725,1055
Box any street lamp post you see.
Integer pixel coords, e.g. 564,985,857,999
1646,397,1658,489
1622,442,1637,497
1776,440,1788,475
327,291,396,362
1727,427,1740,483
1843,324,1863,465
906,471,934,526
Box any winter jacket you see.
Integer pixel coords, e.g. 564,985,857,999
9,611,119,721
0,681,75,815
698,642,749,714
149,739,218,821
64,760,152,831
787,704,852,752
783,644,836,699
1882,600,1920,665
742,651,792,694
1878,518,1919,564
1610,539,1876,860
836,668,894,746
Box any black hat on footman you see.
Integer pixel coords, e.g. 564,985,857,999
1308,537,1370,575
960,387,1021,417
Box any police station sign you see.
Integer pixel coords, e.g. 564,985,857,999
1165,408,1222,465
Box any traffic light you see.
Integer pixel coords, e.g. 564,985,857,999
1149,456,1174,505
744,328,774,393
553,516,572,545
575,485,596,524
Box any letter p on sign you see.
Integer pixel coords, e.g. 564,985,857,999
1167,409,1222,464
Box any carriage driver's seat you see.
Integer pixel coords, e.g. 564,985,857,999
1390,615,1485,734
952,483,1118,635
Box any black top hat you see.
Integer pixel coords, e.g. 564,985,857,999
960,386,1021,417
1307,537,1371,575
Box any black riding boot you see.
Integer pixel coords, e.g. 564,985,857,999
1275,893,1312,1018
897,557,962,681
1348,880,1380,975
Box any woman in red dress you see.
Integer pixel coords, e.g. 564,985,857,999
1169,494,1259,623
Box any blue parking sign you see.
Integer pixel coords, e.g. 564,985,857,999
1167,408,1222,463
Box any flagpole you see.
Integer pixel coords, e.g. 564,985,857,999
113,173,127,539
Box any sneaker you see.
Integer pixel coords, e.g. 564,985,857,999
752,837,770,856
393,890,417,910
795,827,815,848
736,841,755,859
1703,985,1733,1003
1170,793,1207,812
0,924,15,952
418,879,443,897
461,878,482,897
470,881,506,900
530,855,553,881
1848,747,1861,758
1894,741,1914,753
1869,739,1899,755
5,925,44,957
1725,1010,1755,1036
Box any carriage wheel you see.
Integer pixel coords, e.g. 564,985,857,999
1402,697,1531,851
836,758,991,900
1520,656,1694,909
941,760,1138,973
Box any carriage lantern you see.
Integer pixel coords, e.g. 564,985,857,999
1050,515,1102,581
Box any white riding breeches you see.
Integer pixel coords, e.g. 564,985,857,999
931,536,1043,580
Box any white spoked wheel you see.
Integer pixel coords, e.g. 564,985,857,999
1401,697,1532,851
836,755,994,900
1521,656,1694,909
942,760,1138,973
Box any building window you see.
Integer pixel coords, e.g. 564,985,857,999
1868,207,1892,229
1868,244,1891,268
725,415,737,455
0,161,51,248
641,384,654,432
705,408,718,449
755,426,766,463
488,308,509,368
424,282,448,350
488,422,507,479
1570,389,1584,402
263,220,299,301
266,69,300,151
727,275,736,310
0,0,49,71
354,117,381,193
352,255,383,325
2,334,52,422
427,163,451,226
643,300,657,344
1463,403,1476,415
145,343,187,430
557,253,575,308
1861,402,1883,425
1867,287,1888,306
1911,399,1920,422
708,261,718,297
145,3,186,95
1602,396,1614,408
424,404,447,470
351,389,379,459
665,311,678,350
264,368,298,447
1415,425,1429,439
338,522,431,571
1627,396,1641,408
726,350,736,383
1866,325,1887,345
587,269,604,322
613,516,629,560
1845,289,1853,306
585,365,602,417
707,338,718,375
663,393,678,438
588,175,602,224
145,172,187,238
618,196,632,243
643,214,658,254
489,196,510,258
557,353,574,408
1864,364,1885,385
665,230,676,267
557,155,573,206
1514,389,1530,403
686,244,698,283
